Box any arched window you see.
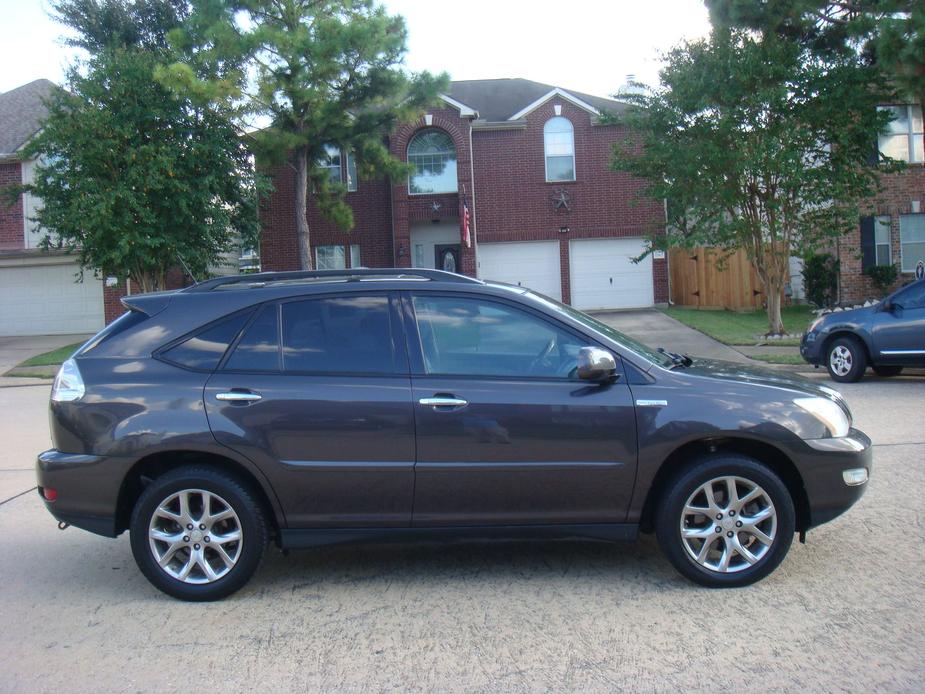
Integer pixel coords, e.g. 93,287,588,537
544,117,575,182
408,128,457,194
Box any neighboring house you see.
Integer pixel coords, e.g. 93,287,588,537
258,78,668,310
838,103,925,302
0,79,107,337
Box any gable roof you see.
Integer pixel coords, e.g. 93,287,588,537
0,79,58,157
445,78,627,122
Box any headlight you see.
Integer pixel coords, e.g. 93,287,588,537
807,316,825,333
794,397,850,438
51,358,85,403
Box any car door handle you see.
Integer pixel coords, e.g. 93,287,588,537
216,391,262,403
419,396,468,409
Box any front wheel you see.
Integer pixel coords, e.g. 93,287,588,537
655,455,795,588
826,336,867,383
129,466,269,601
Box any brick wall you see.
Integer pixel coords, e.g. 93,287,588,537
839,165,925,302
0,161,24,251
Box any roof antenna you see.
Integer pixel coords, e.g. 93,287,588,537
176,252,199,285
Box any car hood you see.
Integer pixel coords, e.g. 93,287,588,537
819,304,878,326
681,358,846,403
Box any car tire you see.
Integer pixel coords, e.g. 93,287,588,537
872,365,903,377
825,336,867,383
129,466,269,601
655,455,795,588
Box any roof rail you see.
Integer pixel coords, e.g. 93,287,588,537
184,268,483,292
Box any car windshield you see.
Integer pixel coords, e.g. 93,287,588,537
526,291,676,368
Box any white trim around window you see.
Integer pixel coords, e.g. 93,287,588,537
878,105,924,163
900,213,925,273
544,116,575,182
875,215,891,266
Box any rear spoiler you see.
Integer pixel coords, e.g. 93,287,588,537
120,290,177,316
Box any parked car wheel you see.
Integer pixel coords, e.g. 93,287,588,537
129,466,269,601
872,365,903,377
655,455,795,588
825,336,867,383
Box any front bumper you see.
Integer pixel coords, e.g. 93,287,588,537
800,331,825,366
790,428,872,529
36,449,132,537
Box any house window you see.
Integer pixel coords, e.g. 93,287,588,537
878,105,924,163
408,129,457,195
346,151,357,192
315,244,361,270
900,214,925,273
544,117,575,182
321,145,342,184
875,216,891,266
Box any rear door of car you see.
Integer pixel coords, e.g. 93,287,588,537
204,291,415,528
403,291,638,527
871,282,925,365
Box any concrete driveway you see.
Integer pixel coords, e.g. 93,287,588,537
592,309,751,363
1,378,923,691
0,334,90,375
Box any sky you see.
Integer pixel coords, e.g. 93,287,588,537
0,0,713,97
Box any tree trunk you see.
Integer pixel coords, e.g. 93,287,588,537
294,146,313,270
764,280,784,335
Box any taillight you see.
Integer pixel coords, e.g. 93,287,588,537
51,358,85,403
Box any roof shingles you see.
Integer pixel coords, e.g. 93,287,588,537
0,79,57,157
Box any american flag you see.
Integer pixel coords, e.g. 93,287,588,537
461,199,471,248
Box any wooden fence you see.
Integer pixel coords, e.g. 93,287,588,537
668,247,772,310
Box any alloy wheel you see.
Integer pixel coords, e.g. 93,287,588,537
679,476,777,573
148,489,242,584
829,345,853,378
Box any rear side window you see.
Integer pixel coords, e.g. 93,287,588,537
281,295,398,374
224,306,280,372
161,312,250,371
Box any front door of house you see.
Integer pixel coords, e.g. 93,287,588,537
435,244,460,274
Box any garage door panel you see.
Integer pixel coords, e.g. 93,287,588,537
478,241,561,301
570,238,653,310
1,262,104,336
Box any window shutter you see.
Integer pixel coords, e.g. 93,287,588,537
859,216,876,270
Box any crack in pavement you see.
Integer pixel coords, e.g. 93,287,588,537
0,486,37,507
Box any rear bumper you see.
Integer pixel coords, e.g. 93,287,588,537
789,428,872,529
36,449,131,538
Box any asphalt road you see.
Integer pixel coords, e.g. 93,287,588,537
1,375,923,692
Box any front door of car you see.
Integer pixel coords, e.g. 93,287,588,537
871,282,925,365
404,292,638,526
204,293,415,528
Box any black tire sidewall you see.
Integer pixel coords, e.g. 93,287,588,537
826,336,866,383
129,467,268,601
656,456,795,588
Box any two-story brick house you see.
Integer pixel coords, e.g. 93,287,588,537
258,78,668,310
838,103,925,302
1,79,108,336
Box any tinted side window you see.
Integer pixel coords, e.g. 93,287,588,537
894,281,925,309
161,312,250,371
281,295,397,374
411,295,583,378
224,305,280,371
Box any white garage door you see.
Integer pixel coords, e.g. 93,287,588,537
0,261,104,336
569,238,654,310
477,241,562,301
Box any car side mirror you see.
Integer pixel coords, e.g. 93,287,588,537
577,347,617,382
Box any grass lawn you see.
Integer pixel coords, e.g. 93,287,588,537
748,353,809,366
18,342,83,368
661,305,815,346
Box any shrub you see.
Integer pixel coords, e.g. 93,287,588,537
802,253,839,308
864,264,898,295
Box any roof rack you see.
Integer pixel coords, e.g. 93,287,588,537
184,268,483,292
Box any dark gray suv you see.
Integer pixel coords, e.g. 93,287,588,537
38,269,871,600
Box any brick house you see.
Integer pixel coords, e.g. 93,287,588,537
1,79,110,336
258,78,668,310
837,103,925,303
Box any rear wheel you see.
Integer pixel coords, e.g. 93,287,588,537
129,466,268,601
873,365,902,377
655,455,795,588
826,336,867,383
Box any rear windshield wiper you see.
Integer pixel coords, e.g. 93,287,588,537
658,347,693,368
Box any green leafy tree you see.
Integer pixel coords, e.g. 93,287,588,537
612,30,890,333
707,1,925,110
18,0,262,292
162,0,448,270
